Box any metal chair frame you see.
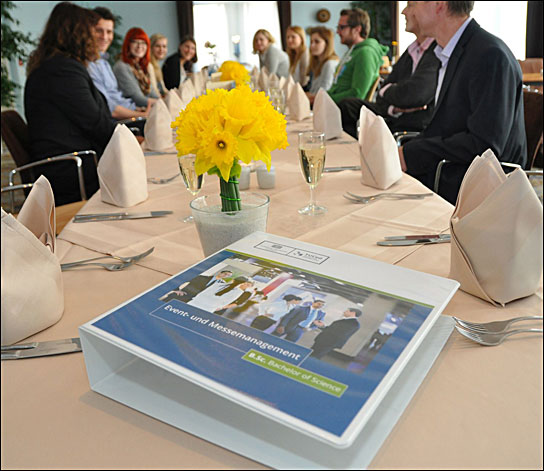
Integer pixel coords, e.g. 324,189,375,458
393,131,542,194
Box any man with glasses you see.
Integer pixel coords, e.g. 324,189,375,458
337,1,440,138
327,8,389,104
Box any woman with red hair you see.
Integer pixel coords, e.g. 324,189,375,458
113,27,159,107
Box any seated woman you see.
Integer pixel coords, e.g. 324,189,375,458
306,27,339,104
253,29,289,78
113,27,159,108
161,36,198,90
24,2,116,206
150,33,168,96
286,26,309,87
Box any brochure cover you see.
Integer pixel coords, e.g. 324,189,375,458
81,232,459,448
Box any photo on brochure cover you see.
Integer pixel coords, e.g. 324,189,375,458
158,252,430,374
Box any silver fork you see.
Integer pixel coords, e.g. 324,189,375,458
61,261,135,272
60,247,154,270
455,325,543,346
147,174,179,184
452,315,543,334
344,192,432,204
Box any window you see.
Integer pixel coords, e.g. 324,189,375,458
193,1,282,70
396,1,527,59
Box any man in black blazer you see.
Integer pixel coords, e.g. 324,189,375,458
338,2,440,138
399,1,527,204
310,308,362,359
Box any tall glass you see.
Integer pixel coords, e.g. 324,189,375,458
178,153,204,222
267,87,285,114
298,132,327,215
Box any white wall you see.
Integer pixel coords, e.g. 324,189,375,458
397,1,528,59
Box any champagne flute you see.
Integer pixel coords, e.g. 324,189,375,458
178,153,204,222
298,132,327,215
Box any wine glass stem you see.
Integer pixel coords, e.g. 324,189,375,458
309,184,317,208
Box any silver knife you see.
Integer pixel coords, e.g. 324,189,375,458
1,337,82,360
73,211,173,222
377,238,451,246
323,165,361,173
384,234,451,241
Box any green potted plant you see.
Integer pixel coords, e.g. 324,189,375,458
1,1,35,108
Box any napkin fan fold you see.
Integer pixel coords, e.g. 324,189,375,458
1,176,64,345
144,98,174,151
98,124,148,207
288,83,311,121
165,89,184,120
449,149,543,306
357,106,402,189
313,89,343,139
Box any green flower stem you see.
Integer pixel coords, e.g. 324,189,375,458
219,176,241,212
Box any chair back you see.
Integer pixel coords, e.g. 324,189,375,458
518,58,543,74
365,76,381,102
1,110,34,183
523,89,543,169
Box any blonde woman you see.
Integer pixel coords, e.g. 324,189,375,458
286,26,309,86
150,33,168,96
253,29,289,78
306,26,339,103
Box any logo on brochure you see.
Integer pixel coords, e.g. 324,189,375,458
255,241,329,265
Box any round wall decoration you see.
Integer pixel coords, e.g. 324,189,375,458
316,8,331,23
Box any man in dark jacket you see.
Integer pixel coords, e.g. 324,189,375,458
272,299,326,343
310,308,362,359
338,1,440,138
399,1,526,204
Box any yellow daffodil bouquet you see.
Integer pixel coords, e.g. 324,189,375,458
171,85,288,212
218,61,250,87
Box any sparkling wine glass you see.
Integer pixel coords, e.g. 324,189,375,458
298,132,327,215
178,153,204,222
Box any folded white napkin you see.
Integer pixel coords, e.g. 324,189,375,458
278,76,286,90
287,82,311,121
357,106,402,189
16,175,56,252
179,79,196,108
313,89,343,140
165,88,184,120
98,124,148,207
283,75,296,102
1,177,64,345
268,73,280,88
144,99,174,151
190,72,205,97
449,149,543,306
258,68,269,92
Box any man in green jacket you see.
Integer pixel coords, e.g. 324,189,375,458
328,8,389,104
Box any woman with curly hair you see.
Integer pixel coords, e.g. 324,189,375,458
24,1,116,205
113,27,159,107
285,25,309,86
